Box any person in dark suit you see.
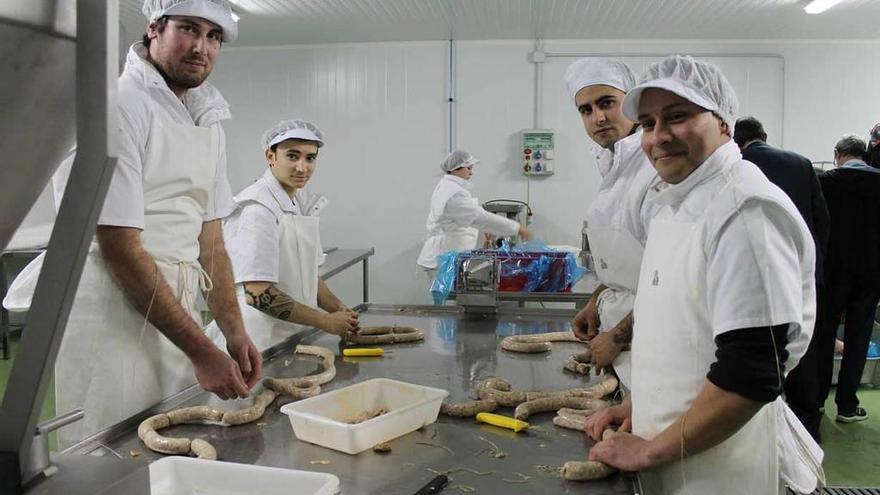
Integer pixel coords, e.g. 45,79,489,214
734,116,830,440
818,134,880,424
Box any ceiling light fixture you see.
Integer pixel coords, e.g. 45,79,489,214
804,0,846,14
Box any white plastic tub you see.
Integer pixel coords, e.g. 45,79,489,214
281,378,449,454
149,457,339,495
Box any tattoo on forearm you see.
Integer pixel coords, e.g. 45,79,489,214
245,285,295,321
612,316,634,346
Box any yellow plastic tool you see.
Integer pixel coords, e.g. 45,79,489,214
342,347,385,357
475,412,529,432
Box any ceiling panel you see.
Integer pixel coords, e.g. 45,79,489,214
119,0,880,46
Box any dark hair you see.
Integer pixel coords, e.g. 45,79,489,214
868,143,880,169
834,134,868,161
733,116,767,148
141,16,169,49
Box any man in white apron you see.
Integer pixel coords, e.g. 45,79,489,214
586,56,824,494
52,0,261,448
217,119,358,351
565,58,660,389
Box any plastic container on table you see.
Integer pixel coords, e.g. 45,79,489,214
280,378,449,454
149,456,340,495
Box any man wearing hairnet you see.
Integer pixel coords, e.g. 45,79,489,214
213,119,359,351
585,56,823,494
417,150,532,282
564,58,660,389
50,0,261,447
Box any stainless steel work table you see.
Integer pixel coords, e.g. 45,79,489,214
320,248,375,304
71,305,637,495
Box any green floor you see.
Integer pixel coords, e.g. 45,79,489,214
0,334,58,451
1,333,879,485
821,387,880,486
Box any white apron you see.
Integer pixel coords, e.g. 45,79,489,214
586,223,643,389
210,214,321,352
631,217,822,494
417,177,479,270
55,120,218,448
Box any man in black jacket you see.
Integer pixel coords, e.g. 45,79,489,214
734,117,830,439
819,134,880,424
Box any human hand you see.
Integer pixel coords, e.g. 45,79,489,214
572,297,601,341
321,310,359,336
588,431,652,472
225,330,263,389
585,398,631,441
191,346,251,400
588,331,624,370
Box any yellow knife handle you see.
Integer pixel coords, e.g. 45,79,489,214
475,412,529,432
342,347,385,357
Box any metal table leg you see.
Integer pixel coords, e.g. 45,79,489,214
362,258,369,303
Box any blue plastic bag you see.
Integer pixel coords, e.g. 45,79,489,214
430,250,459,305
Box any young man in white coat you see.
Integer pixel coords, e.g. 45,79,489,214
219,119,359,351
53,0,261,447
565,58,659,388
586,56,823,494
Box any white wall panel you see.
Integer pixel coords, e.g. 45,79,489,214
212,42,449,306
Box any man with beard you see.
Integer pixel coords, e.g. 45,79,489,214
565,58,659,389
586,56,823,494
52,0,261,447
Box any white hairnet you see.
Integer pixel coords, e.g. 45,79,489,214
441,150,479,172
143,0,238,42
262,119,325,150
622,55,739,130
564,58,636,105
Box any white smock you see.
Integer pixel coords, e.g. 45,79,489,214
585,131,659,389
631,141,824,494
52,43,236,448
211,169,326,351
417,174,519,270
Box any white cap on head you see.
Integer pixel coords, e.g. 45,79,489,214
441,150,479,172
262,119,324,151
622,55,739,130
564,58,636,105
142,0,238,42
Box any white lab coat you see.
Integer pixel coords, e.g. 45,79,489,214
212,169,327,351
417,174,519,270
631,141,823,494
585,131,660,388
54,43,235,448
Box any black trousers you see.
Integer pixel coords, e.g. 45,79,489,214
784,284,823,440
820,280,880,413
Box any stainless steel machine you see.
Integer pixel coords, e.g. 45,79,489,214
482,199,530,247
0,2,151,494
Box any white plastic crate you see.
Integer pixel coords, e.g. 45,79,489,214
149,457,339,495
281,378,449,454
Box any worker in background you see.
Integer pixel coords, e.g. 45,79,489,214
587,55,823,494
52,0,261,448
868,122,880,168
818,134,880,424
417,150,532,282
564,58,660,388
734,116,830,440
216,119,359,351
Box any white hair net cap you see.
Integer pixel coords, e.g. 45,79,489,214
143,0,238,42
262,119,324,150
441,150,479,172
564,58,636,105
622,55,739,130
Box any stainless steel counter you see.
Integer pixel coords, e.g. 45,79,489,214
78,305,636,494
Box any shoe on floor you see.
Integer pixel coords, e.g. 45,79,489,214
836,407,868,423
